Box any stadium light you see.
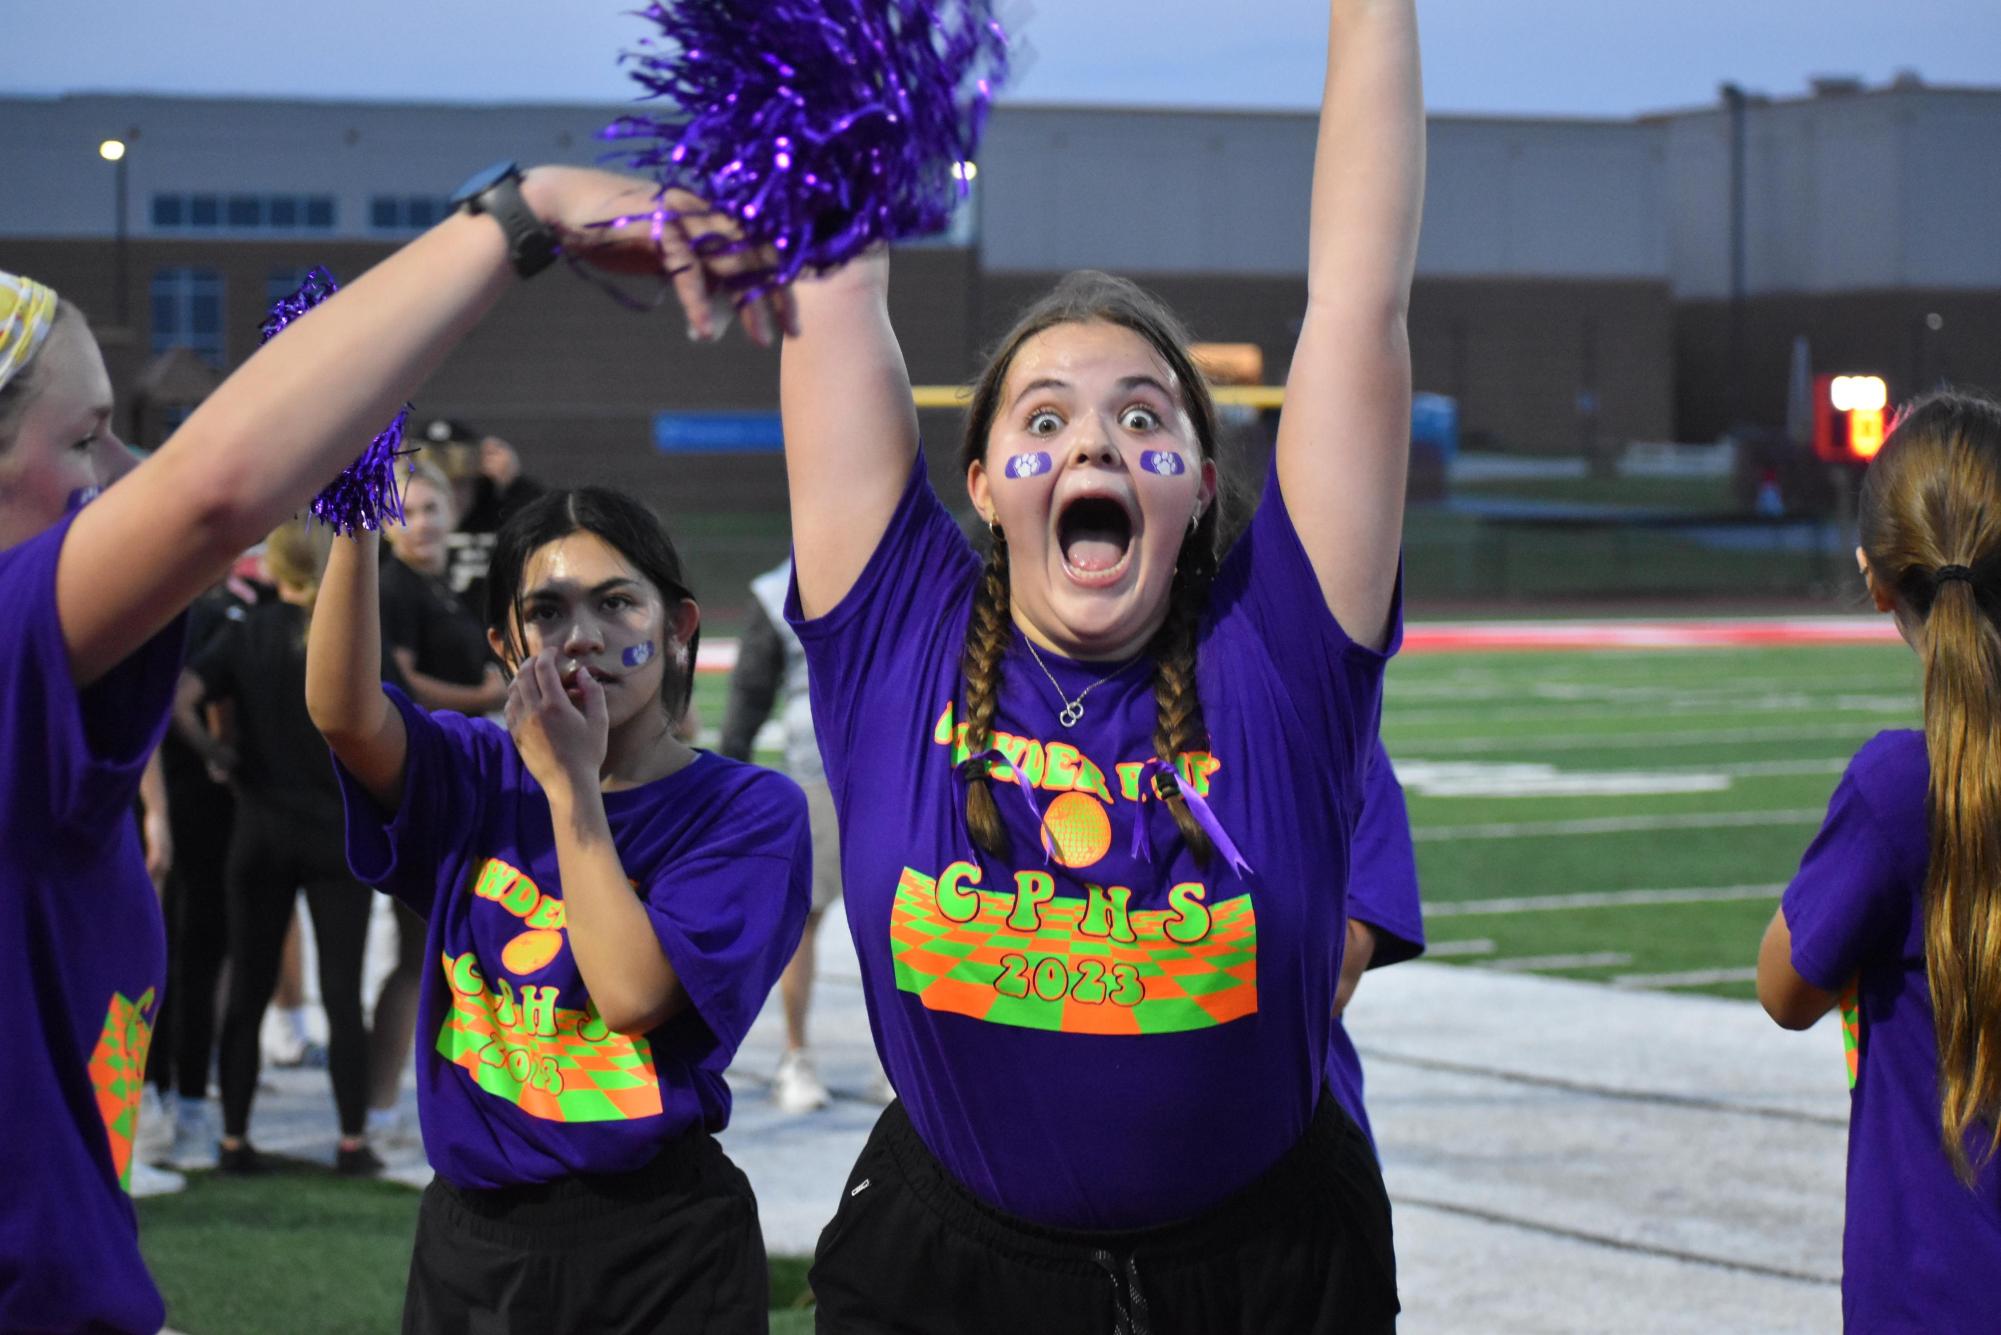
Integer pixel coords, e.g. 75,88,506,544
98,138,127,162
1815,373,1890,464
951,161,978,181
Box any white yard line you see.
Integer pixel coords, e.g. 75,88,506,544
1388,695,1913,729
1392,723,1876,756
1477,951,1634,972
1414,808,1826,841
1423,938,1499,957
1612,967,1763,989
1426,883,1785,918
1387,674,1910,705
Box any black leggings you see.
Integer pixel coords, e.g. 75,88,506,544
154,776,234,1102
216,804,372,1140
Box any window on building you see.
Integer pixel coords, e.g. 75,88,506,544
150,268,226,368
147,192,338,234
368,194,452,233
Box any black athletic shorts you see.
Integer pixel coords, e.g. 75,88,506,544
402,1127,767,1335
810,1088,1398,1334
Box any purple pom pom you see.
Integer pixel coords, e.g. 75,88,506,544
601,0,1010,297
259,267,413,536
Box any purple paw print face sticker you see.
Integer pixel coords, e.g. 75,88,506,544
1139,450,1186,477
1003,452,1052,480
622,641,656,669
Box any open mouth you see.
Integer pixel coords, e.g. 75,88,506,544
1056,494,1136,586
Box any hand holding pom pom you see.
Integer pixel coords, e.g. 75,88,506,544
259,268,414,537
601,0,1010,309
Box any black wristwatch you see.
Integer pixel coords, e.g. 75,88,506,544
450,160,560,279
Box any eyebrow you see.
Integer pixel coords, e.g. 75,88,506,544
522,576,642,602
1008,374,1176,413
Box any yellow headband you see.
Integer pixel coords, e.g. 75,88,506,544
0,271,60,399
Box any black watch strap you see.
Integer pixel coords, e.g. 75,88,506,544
450,161,559,279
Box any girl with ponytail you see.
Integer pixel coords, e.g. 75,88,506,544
1758,389,2001,1329
775,1,1423,1327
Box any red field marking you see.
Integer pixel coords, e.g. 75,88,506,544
1400,617,1898,653
696,618,1896,673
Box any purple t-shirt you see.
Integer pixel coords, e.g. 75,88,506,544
1784,728,2001,1330
337,686,810,1190
0,514,182,1334
790,458,1397,1228
1328,739,1425,1146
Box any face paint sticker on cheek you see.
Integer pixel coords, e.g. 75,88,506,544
622,641,656,669
1003,452,1052,480
64,485,101,514
1139,450,1186,478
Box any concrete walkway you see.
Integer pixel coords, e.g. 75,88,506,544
237,898,1848,1332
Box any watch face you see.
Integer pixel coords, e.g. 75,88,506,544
450,160,521,209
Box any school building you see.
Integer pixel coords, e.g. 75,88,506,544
4,80,1999,523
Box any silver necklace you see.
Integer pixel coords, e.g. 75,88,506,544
1021,636,1125,728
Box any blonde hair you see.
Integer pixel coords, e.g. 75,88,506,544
401,456,456,517
1858,389,2001,1181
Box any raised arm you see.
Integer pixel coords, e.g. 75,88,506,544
779,252,920,618
307,532,409,813
1275,0,1425,650
56,168,723,687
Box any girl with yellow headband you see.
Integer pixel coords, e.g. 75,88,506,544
0,166,777,1334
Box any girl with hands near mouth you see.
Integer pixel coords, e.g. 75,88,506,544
307,488,808,1333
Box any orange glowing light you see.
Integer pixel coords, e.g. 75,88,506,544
1850,407,1886,460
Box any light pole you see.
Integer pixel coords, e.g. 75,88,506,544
98,138,129,328
1718,85,1748,432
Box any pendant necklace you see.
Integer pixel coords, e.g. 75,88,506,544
1022,635,1126,729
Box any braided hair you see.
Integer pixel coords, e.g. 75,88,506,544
957,271,1226,863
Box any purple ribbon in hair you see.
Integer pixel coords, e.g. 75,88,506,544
1130,758,1255,881
957,748,1054,867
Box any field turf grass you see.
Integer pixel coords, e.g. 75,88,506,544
1377,640,1918,997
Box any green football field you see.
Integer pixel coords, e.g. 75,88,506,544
1371,639,1919,999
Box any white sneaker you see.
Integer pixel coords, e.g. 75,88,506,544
162,1103,219,1171
128,1159,187,1198
772,1049,830,1115
137,1087,172,1163
367,1107,420,1150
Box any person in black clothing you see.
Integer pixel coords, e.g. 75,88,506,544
420,420,546,615
172,520,384,1175
146,580,251,1171
368,460,507,1144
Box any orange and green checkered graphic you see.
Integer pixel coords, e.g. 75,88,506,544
1839,981,1861,1090
435,953,663,1122
87,988,157,1192
889,868,1258,1034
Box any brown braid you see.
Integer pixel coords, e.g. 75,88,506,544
1147,521,1221,864
961,527,1015,858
